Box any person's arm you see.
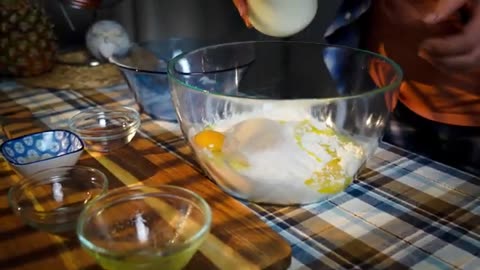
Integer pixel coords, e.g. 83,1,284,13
420,0,480,71
232,0,252,28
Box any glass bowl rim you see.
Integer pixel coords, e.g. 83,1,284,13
68,106,141,139
109,42,168,75
110,38,225,75
76,184,212,257
167,40,404,102
0,129,85,166
8,165,109,218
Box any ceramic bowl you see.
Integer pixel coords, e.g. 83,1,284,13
0,130,84,177
8,166,108,233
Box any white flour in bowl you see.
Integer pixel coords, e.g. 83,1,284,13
190,109,372,205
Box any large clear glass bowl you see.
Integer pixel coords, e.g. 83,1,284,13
168,41,403,205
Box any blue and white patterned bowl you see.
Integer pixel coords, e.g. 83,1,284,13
0,130,84,177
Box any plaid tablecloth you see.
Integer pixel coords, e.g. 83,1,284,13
1,81,479,270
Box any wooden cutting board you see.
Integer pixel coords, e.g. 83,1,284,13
0,116,292,270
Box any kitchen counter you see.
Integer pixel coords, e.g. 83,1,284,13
0,71,479,269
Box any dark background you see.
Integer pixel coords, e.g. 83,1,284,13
41,0,342,49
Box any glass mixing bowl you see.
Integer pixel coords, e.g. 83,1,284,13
77,184,211,270
111,39,218,121
168,41,403,205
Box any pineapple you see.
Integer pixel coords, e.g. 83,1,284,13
0,0,57,77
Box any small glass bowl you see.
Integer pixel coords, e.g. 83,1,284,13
69,106,141,152
77,184,212,270
8,166,109,234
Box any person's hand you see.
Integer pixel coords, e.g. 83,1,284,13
419,0,480,71
232,0,252,28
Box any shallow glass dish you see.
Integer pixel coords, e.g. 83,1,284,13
8,166,108,233
69,106,141,152
168,41,403,205
77,184,211,270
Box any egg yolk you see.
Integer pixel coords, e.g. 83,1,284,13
193,130,225,152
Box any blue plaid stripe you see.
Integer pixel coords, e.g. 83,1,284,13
247,143,479,269
1,81,479,270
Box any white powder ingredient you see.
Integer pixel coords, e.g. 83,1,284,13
191,109,373,205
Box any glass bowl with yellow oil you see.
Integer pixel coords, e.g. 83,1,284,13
76,184,211,270
168,41,403,205
8,166,108,233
